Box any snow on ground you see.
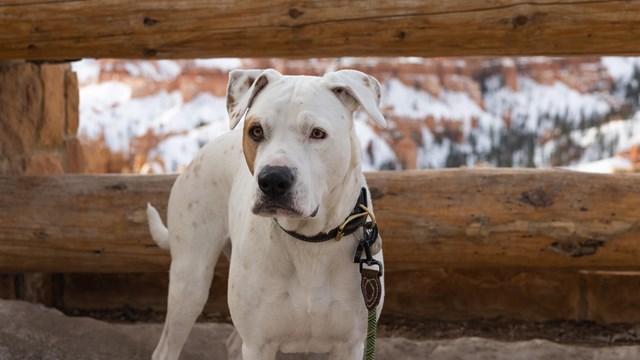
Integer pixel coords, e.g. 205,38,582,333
602,57,640,82
121,60,182,81
72,59,101,84
572,113,640,163
193,58,242,71
484,76,611,133
569,156,633,174
382,78,453,120
78,81,230,172
354,115,398,171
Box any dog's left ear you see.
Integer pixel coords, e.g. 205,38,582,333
226,69,282,130
323,70,387,128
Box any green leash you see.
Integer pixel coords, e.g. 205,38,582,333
364,308,377,360
360,267,382,359
350,198,382,360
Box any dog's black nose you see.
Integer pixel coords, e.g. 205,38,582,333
258,166,295,198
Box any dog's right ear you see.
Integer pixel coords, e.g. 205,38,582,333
323,70,387,128
226,69,281,130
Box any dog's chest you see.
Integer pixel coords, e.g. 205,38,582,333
228,231,367,352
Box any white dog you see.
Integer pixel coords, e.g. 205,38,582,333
147,69,386,360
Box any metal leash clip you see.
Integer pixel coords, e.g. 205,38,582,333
354,223,383,277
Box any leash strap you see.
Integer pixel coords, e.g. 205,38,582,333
361,268,381,360
365,309,377,360
358,223,383,359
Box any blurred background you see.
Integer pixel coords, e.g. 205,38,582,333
72,56,640,174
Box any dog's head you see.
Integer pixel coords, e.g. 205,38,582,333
226,69,386,218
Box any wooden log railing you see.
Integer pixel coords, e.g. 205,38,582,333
1,169,640,273
1,1,639,60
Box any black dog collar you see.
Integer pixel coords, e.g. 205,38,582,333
274,187,371,243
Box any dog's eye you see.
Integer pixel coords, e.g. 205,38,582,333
249,125,264,141
310,128,327,140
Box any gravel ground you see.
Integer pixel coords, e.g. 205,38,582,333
2,300,640,360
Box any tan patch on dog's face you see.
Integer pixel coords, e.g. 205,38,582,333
243,116,259,174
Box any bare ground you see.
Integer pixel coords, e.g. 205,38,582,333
70,307,640,346
3,300,639,360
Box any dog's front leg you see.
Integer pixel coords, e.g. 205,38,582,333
241,342,279,360
328,342,364,360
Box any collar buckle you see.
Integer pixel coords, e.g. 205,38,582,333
336,203,377,241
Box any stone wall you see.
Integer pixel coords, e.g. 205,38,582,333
0,61,84,176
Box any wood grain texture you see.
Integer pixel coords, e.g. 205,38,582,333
369,169,640,270
1,169,640,272
0,175,173,272
0,1,639,60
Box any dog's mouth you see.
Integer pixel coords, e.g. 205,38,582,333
252,200,317,218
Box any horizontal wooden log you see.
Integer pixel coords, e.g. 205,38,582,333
1,169,640,273
0,175,172,273
60,269,583,323
59,270,640,324
1,1,639,60
372,169,640,270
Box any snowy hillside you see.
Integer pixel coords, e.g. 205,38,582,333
72,57,640,174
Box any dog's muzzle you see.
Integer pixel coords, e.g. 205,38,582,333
258,165,294,198
252,165,302,216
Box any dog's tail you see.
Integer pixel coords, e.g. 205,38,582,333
147,203,170,250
